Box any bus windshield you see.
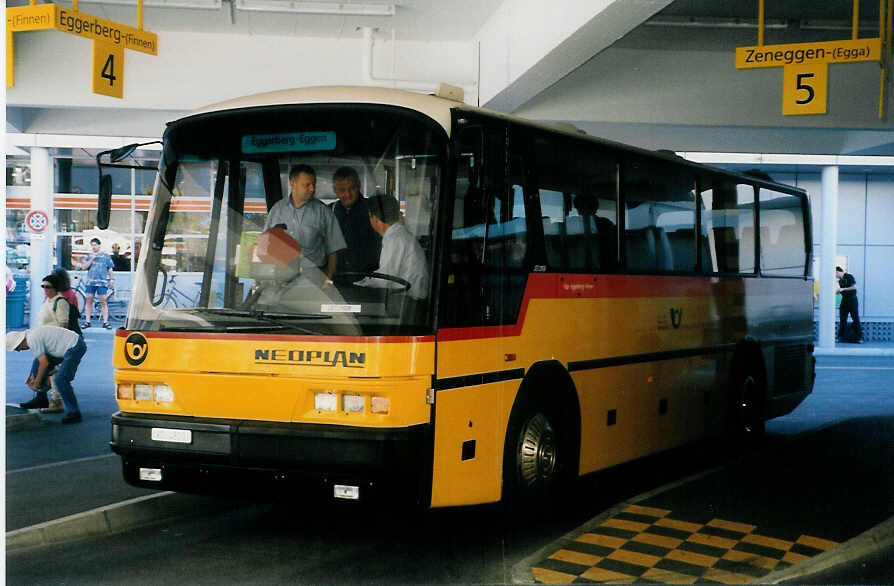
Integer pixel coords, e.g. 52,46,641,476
127,104,446,336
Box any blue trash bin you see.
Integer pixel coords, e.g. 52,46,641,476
6,276,29,328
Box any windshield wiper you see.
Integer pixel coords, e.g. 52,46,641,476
190,308,326,334
188,308,332,320
159,322,317,334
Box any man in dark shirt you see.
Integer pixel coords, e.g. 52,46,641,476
111,244,131,271
330,167,381,276
836,266,863,343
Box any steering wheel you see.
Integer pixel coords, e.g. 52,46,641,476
336,271,411,293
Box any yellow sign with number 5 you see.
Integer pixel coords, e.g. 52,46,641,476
92,40,124,99
782,63,828,115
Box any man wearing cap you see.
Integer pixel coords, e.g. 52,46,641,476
7,325,87,423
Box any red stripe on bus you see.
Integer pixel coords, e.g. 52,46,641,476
116,329,435,344
437,273,746,341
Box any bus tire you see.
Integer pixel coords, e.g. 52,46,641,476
728,363,766,448
502,390,577,515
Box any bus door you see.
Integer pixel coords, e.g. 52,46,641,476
431,117,530,506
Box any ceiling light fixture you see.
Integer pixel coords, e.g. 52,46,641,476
235,1,395,16
645,16,788,29
73,0,223,9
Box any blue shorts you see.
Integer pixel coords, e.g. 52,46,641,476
85,284,109,296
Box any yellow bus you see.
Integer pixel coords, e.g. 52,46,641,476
107,86,815,508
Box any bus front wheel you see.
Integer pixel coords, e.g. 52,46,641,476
503,401,566,510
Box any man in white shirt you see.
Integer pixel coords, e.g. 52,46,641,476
7,326,86,423
355,195,429,300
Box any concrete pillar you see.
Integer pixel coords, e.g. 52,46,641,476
28,147,54,328
818,166,838,348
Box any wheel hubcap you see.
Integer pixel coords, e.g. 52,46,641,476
518,413,557,487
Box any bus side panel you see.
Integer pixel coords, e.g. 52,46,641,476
430,381,516,507
573,355,726,476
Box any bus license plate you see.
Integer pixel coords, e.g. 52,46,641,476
150,427,192,444
139,467,163,482
333,485,360,500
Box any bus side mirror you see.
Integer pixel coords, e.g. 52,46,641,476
95,140,162,230
97,174,112,229
109,144,139,163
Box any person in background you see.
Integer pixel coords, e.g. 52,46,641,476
52,267,79,309
6,265,15,293
264,164,346,287
836,266,863,343
79,237,115,329
7,326,86,424
111,243,131,271
28,273,84,413
330,167,381,276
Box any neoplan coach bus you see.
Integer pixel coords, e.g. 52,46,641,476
106,86,815,508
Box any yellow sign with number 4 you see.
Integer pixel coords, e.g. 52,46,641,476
93,40,124,99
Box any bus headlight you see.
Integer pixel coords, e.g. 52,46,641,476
370,396,390,414
135,384,153,401
117,383,134,400
314,392,337,412
154,385,174,403
343,394,364,413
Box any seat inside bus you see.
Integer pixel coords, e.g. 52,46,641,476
625,226,673,272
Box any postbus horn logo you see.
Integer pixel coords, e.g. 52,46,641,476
671,307,683,330
670,308,683,329
124,332,149,366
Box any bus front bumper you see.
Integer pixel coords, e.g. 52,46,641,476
110,412,430,503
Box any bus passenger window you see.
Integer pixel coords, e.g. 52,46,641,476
700,179,755,274
532,134,617,273
759,188,806,277
443,125,493,327
622,159,694,273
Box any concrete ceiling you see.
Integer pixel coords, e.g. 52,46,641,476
6,0,894,155
7,0,505,40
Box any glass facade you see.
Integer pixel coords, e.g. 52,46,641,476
5,150,158,272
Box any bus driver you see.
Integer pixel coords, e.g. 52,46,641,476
354,195,428,300
264,164,346,287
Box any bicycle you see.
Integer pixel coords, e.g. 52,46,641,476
71,274,116,315
156,271,200,308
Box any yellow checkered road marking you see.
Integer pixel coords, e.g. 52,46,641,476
531,505,838,584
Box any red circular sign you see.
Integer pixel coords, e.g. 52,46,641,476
25,210,50,234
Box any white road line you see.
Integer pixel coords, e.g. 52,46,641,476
8,453,115,474
816,366,894,370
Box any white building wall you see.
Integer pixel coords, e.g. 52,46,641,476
792,171,894,323
865,176,894,318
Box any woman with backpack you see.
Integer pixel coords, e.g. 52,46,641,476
19,272,84,413
52,267,80,311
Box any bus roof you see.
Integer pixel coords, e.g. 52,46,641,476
185,86,461,134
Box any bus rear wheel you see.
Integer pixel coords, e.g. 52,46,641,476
729,369,766,447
